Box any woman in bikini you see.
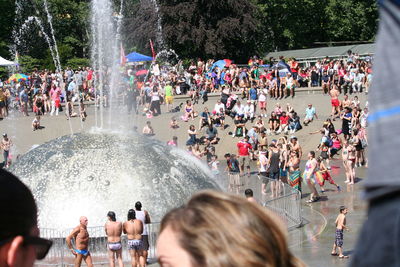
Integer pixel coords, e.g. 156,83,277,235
184,100,195,121
342,140,356,185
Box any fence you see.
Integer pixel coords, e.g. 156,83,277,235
227,173,303,230
35,223,160,267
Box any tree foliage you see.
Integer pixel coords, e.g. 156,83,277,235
0,0,379,69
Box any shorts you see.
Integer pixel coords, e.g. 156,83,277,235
128,239,143,251
141,235,149,250
239,156,250,167
269,170,280,180
75,249,89,256
335,229,344,247
229,172,241,186
331,99,340,107
0,101,4,108
280,168,287,177
165,96,174,104
259,101,266,109
321,151,329,159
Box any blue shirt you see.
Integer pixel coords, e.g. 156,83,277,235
249,88,258,100
305,107,316,118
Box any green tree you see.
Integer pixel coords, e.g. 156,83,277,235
324,0,378,42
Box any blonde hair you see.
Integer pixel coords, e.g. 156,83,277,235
160,190,304,267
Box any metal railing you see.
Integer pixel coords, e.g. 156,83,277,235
226,173,303,230
35,223,160,267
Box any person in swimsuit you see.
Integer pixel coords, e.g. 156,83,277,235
105,211,123,267
342,140,356,185
184,100,195,121
66,216,94,267
316,156,340,193
123,209,145,267
287,150,301,191
1,133,12,168
303,151,320,203
268,144,281,198
329,85,341,120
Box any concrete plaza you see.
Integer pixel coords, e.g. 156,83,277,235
0,90,368,267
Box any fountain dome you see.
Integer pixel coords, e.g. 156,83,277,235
10,132,219,229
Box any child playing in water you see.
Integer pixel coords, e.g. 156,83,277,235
332,206,349,259
80,99,87,122
170,117,179,129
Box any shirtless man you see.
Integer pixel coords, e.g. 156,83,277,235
66,216,94,267
123,209,145,267
341,94,351,110
329,85,340,120
105,211,123,267
332,206,349,259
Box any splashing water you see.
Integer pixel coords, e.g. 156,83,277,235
149,0,165,49
43,0,61,72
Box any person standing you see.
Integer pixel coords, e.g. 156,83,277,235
105,211,123,267
66,216,94,267
149,87,161,116
268,144,281,198
332,206,349,259
1,133,12,168
135,201,151,266
123,209,145,267
19,88,29,116
225,153,241,194
287,150,301,191
164,81,174,112
237,136,252,177
329,85,341,120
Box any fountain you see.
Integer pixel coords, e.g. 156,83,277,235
10,0,219,233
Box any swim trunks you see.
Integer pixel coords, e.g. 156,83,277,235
75,249,89,256
108,242,122,251
335,229,344,247
331,99,340,107
128,239,143,251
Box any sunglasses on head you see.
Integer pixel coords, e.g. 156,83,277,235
0,236,53,260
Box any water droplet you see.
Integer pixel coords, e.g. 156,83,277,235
104,180,110,186
152,178,159,184
87,175,94,181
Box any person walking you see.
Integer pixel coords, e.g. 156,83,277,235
303,151,320,203
332,206,349,259
66,216,94,267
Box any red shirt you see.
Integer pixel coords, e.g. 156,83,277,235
280,115,289,125
237,141,252,156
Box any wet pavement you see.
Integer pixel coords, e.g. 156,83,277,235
0,91,368,266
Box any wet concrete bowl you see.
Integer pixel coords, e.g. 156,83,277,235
10,132,219,229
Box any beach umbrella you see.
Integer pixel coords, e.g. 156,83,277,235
8,73,29,83
211,59,232,70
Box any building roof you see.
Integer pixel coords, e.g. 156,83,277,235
265,43,375,61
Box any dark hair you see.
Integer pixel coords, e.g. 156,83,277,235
127,209,136,220
0,169,37,240
135,201,142,210
224,153,231,158
107,211,116,221
244,189,253,198
339,206,347,213
309,151,315,158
